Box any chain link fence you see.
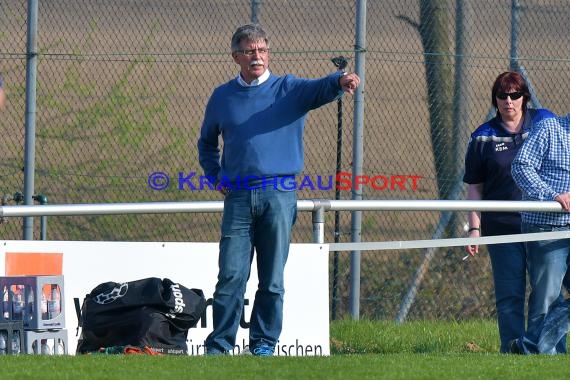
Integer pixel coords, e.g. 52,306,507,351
1,0,569,321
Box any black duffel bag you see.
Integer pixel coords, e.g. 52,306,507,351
75,277,206,355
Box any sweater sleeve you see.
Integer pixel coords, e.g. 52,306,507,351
197,92,222,182
283,72,344,111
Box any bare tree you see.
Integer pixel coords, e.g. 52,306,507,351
398,0,456,201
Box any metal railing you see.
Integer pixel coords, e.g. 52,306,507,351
1,199,567,321
1,199,565,239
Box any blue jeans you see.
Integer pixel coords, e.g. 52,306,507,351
537,298,570,354
535,249,570,354
488,242,526,353
205,187,297,353
518,223,570,354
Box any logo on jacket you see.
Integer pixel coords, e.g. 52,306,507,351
94,283,129,304
495,142,508,152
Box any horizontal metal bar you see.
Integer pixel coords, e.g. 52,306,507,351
329,230,570,252
0,200,323,217
325,199,564,212
0,199,565,217
0,201,224,217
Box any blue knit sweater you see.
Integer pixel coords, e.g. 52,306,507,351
198,72,344,184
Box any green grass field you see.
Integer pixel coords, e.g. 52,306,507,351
2,320,570,379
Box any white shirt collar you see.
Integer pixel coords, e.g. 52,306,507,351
236,69,270,87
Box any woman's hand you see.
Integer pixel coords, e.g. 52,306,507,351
465,228,480,256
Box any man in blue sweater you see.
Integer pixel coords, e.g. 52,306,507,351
198,23,360,356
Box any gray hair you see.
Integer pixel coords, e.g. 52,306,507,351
231,23,269,52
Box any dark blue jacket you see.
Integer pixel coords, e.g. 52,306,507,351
463,108,556,236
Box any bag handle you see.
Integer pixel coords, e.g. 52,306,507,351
74,297,83,336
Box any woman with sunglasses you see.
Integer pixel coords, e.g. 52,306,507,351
462,71,562,353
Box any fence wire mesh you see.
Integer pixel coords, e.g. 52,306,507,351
1,0,569,321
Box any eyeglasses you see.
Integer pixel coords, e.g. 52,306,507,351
496,91,523,100
235,48,270,56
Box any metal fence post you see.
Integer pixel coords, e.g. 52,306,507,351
349,0,367,321
32,194,48,240
311,200,327,244
23,0,39,240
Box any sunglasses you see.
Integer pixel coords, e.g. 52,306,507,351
496,91,523,100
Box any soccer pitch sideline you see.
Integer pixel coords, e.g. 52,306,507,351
1,320,569,380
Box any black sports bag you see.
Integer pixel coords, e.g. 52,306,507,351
75,277,206,355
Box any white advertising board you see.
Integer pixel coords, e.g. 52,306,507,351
0,240,330,356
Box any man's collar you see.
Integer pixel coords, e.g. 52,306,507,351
236,70,270,87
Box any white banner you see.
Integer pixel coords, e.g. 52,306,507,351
0,240,330,356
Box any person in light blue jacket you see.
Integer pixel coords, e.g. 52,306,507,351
198,23,360,356
510,113,570,354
